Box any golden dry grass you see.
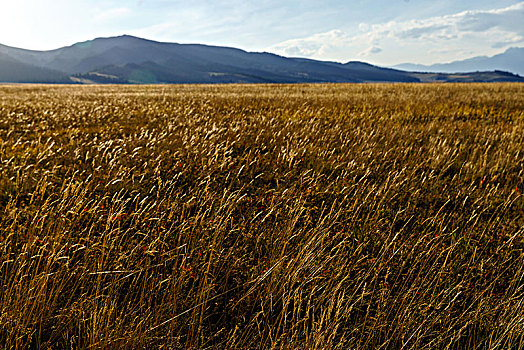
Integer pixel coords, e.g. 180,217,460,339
0,83,523,349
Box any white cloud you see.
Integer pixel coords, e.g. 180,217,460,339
269,30,351,57
360,46,382,57
358,23,370,32
267,2,524,64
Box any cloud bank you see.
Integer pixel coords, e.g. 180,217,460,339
268,2,524,64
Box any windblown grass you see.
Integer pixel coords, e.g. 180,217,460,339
0,83,523,349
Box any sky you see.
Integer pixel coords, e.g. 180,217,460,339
0,0,523,66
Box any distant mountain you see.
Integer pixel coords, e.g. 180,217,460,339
395,47,524,76
1,35,523,84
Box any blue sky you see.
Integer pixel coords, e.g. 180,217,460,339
0,0,523,65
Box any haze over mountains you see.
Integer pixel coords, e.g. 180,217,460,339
395,47,524,76
0,35,522,84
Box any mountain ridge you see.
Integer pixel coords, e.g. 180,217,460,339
1,35,523,84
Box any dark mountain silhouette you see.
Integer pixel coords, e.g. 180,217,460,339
1,35,523,84
395,47,524,76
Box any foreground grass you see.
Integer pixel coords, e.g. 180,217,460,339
0,83,523,349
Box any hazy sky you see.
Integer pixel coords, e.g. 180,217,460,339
0,0,523,65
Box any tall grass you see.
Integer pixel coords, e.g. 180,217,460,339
0,83,523,349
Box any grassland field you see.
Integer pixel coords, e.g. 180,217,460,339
0,83,523,349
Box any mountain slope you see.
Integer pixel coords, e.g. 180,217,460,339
0,35,523,84
0,54,70,83
395,47,524,76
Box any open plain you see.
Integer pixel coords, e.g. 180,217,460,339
0,83,523,349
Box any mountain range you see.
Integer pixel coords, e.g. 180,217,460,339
395,47,524,76
0,35,523,84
